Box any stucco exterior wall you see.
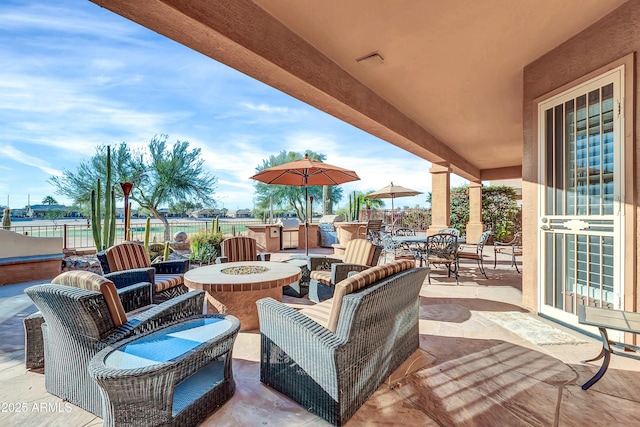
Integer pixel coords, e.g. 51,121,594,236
522,1,638,313
0,229,62,258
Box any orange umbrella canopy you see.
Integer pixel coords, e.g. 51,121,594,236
251,153,359,257
250,154,360,186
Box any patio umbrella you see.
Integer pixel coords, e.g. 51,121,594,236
250,154,360,256
366,182,423,230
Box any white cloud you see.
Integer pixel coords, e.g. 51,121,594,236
0,145,62,176
240,102,292,114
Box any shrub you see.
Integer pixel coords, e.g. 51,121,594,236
447,184,520,242
189,231,224,264
400,208,431,230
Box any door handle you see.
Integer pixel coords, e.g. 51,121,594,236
540,217,549,230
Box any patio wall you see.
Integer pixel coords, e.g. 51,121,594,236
522,1,638,313
0,229,63,285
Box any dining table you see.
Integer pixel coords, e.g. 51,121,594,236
392,233,465,266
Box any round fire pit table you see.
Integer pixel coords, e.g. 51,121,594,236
184,261,302,331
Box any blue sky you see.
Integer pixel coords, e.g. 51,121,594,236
0,1,466,212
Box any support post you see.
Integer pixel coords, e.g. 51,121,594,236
466,181,485,242
427,163,451,235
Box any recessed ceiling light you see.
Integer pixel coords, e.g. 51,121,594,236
355,52,384,63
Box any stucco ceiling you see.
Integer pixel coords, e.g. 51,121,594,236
91,0,627,181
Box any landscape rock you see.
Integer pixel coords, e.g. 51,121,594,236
173,231,188,242
62,255,103,274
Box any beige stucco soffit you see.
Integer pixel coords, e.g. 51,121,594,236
91,0,481,181
481,166,522,181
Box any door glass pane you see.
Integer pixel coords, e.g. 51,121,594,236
545,108,554,215
545,233,554,306
564,234,576,314
602,236,614,308
554,105,564,214
565,100,575,215
575,95,587,215
554,233,564,308
601,83,615,214
588,89,601,215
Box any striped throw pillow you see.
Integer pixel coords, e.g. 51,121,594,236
52,270,114,291
99,281,128,327
326,259,415,332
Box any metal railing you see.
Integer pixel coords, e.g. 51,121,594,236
4,219,264,251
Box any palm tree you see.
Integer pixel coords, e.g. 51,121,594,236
42,196,58,205
360,190,385,209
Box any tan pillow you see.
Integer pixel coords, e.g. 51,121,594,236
99,281,128,327
343,239,376,265
326,260,415,332
52,270,113,291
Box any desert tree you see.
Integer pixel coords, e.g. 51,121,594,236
50,135,217,241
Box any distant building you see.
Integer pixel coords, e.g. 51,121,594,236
190,208,212,218
28,204,81,218
228,209,252,218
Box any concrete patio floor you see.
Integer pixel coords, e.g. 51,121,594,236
1,249,640,426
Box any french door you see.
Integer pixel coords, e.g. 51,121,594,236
537,66,625,329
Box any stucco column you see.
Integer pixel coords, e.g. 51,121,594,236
466,181,484,242
427,163,451,235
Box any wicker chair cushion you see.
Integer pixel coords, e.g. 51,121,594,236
154,274,184,292
105,242,151,271
308,269,332,285
343,238,376,265
52,270,113,291
298,299,333,328
99,281,128,327
326,259,415,332
221,237,258,262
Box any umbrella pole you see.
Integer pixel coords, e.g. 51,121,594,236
305,186,309,257
391,196,395,234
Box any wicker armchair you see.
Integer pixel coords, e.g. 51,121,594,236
97,242,190,303
24,283,205,417
216,236,270,263
308,239,382,303
257,261,428,426
24,270,153,370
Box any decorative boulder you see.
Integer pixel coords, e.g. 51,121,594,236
173,231,188,242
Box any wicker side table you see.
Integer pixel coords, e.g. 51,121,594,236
23,311,45,370
89,314,240,427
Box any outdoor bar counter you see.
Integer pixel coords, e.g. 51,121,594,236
335,221,365,244
247,223,319,252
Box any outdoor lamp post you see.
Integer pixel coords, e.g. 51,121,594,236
120,182,133,241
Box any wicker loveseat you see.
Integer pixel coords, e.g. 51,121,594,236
257,260,429,426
